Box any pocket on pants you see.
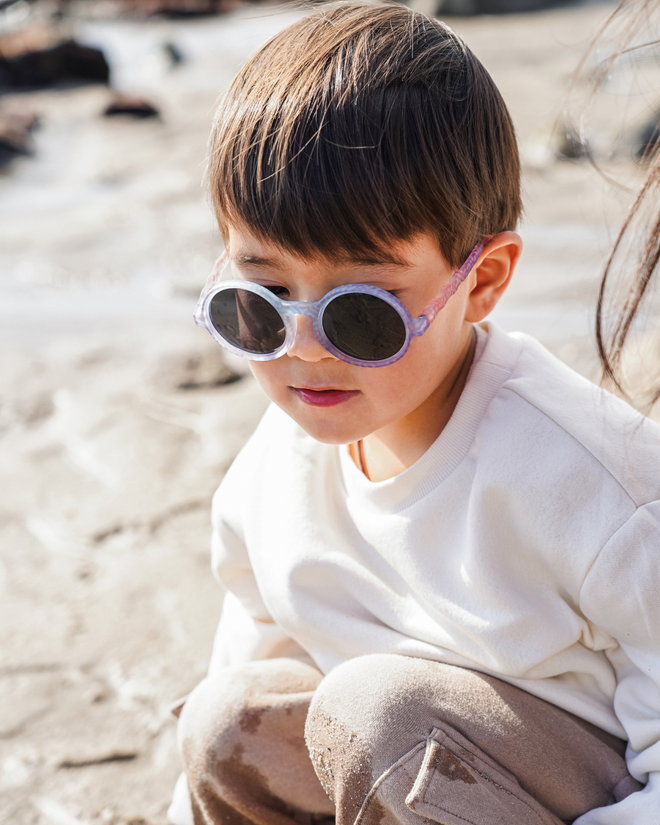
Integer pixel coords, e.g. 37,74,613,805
405,726,562,825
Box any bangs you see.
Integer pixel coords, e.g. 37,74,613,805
208,2,521,268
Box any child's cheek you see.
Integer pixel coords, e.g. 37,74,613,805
248,361,286,403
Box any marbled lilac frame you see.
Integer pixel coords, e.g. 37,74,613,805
194,239,488,368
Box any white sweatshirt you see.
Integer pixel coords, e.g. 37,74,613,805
205,322,660,825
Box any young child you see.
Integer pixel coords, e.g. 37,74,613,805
169,3,660,824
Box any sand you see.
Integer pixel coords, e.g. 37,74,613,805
0,2,656,823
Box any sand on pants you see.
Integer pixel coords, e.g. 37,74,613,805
1,2,658,824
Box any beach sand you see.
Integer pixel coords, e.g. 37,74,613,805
0,2,656,823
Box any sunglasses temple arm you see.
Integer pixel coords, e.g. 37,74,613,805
414,239,489,334
194,247,231,328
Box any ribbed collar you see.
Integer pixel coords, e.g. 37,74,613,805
338,322,523,513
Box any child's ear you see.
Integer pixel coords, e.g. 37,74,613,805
464,231,522,322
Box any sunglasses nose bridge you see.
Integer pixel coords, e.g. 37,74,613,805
284,303,334,361
280,300,323,341
280,299,321,320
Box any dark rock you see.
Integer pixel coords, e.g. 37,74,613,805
103,93,160,119
149,0,228,17
0,40,109,90
151,3,224,18
0,109,39,168
556,124,589,161
436,0,571,15
163,42,184,66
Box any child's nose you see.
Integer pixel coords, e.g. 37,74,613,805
287,314,337,362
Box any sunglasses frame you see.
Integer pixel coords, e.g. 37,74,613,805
194,239,488,368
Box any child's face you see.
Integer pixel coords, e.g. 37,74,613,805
226,225,483,446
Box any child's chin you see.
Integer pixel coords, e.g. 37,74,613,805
298,422,357,446
286,408,364,446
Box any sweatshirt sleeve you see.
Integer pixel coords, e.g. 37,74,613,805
576,500,660,824
206,427,311,676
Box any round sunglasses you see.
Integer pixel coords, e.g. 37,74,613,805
194,240,487,368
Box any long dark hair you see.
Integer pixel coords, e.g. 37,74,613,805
577,0,660,409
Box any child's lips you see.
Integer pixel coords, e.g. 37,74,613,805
290,386,360,407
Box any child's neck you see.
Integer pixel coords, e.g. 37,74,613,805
350,328,477,482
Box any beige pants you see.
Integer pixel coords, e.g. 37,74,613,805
177,654,641,825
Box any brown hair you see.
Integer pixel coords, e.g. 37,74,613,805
573,0,660,408
207,0,521,268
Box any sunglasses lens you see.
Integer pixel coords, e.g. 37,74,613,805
322,293,406,361
209,288,286,354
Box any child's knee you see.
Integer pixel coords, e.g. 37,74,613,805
306,654,443,739
305,655,420,799
304,655,494,790
177,670,241,784
178,658,323,790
